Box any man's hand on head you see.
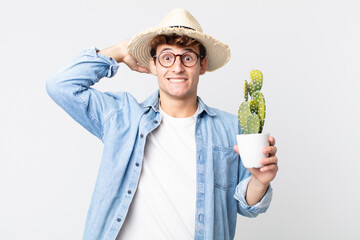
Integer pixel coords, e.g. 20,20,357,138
98,39,150,74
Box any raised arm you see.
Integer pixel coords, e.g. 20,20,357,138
46,40,149,140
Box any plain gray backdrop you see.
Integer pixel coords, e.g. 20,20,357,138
1,0,359,239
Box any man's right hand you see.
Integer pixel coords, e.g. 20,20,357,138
98,39,150,74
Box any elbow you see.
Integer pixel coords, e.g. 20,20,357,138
45,75,61,101
46,73,72,104
46,75,56,99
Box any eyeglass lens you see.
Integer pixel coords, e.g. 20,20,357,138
158,52,199,67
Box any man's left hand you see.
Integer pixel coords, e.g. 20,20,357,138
234,136,278,186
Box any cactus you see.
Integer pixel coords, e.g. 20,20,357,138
238,70,266,134
238,102,251,134
243,80,249,101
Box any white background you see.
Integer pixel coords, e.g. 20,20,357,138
1,0,359,239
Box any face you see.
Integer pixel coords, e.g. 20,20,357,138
149,44,207,101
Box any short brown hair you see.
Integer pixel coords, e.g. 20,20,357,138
150,34,206,62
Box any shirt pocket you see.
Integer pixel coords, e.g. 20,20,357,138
213,146,239,190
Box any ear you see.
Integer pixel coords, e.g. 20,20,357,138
149,58,158,76
199,58,208,75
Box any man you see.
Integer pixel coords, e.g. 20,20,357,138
46,8,278,240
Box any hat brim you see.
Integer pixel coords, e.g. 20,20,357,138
127,27,231,72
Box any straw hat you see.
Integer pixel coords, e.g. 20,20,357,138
127,8,231,72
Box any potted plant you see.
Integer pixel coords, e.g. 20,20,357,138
237,70,269,168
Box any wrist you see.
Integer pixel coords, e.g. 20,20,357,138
250,175,269,192
245,176,269,206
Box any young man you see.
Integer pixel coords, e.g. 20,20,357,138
47,8,278,240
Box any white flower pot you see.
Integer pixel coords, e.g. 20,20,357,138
236,133,270,168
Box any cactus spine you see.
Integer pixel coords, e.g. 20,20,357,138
238,70,266,134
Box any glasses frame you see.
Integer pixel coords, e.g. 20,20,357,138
153,50,203,68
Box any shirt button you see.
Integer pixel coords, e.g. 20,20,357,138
135,162,140,167
140,134,144,138
128,190,132,194
154,120,158,124
117,218,121,222
198,214,204,223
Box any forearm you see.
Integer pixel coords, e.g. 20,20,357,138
98,39,149,74
47,47,118,95
245,175,269,206
98,42,127,63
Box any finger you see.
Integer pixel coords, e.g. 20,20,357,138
135,65,150,74
262,146,277,156
233,145,239,154
268,136,276,146
260,163,278,173
260,156,278,166
127,62,149,74
248,167,260,175
123,55,149,73
124,58,138,70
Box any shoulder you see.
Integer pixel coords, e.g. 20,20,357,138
204,106,240,132
103,91,141,107
207,106,238,123
213,108,237,119
201,105,241,144
198,97,237,122
101,91,146,122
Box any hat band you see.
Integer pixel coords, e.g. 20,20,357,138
169,25,196,31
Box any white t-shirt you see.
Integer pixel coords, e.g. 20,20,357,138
116,106,198,240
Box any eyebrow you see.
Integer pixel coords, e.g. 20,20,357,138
160,48,196,53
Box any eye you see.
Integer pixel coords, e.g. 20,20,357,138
182,54,194,62
161,53,173,62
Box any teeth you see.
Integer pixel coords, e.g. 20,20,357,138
169,78,186,82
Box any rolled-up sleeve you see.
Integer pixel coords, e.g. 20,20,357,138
234,176,273,218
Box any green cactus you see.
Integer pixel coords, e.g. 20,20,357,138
247,80,254,97
249,97,258,114
250,70,263,92
238,70,266,134
243,80,249,102
238,102,252,134
247,114,260,134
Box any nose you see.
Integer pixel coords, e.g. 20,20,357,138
171,55,185,73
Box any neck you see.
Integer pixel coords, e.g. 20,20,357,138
159,93,198,118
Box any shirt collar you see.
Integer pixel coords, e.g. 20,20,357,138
197,96,216,117
140,90,216,117
140,90,160,112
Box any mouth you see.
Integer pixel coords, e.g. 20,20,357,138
167,78,188,83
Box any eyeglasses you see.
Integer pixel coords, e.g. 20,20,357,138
153,51,202,68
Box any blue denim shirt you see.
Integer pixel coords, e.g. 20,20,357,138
46,47,272,240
